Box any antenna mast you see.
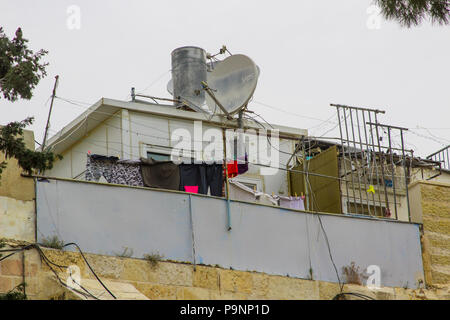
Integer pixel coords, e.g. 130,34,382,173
42,75,59,151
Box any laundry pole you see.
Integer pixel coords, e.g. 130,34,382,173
222,128,232,231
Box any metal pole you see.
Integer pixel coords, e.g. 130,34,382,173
361,111,375,215
42,75,59,151
203,81,232,120
302,140,310,211
387,127,398,220
400,129,411,222
373,117,390,217
188,194,196,270
330,103,386,114
336,107,351,214
222,128,232,231
447,148,450,170
368,112,383,216
343,108,358,214
349,109,364,214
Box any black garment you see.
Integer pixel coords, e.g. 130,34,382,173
90,154,119,161
204,164,223,197
140,157,180,191
179,163,223,197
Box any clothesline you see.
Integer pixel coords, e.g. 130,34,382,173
85,153,249,197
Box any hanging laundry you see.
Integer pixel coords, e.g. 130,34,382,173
278,196,305,211
110,159,144,187
184,186,199,193
225,161,238,178
203,164,224,197
85,154,118,183
85,154,143,187
237,153,249,175
179,163,223,197
140,157,180,191
224,152,248,178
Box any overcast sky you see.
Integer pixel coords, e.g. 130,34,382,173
1,0,449,157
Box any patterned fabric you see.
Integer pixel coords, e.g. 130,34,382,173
110,161,144,187
85,154,144,187
85,155,115,183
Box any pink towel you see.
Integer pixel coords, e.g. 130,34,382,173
184,186,199,193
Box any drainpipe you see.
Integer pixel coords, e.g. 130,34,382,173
222,128,232,231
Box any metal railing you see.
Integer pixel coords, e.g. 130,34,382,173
331,104,412,221
427,145,450,171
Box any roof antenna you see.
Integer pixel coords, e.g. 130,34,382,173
131,87,136,102
42,75,59,151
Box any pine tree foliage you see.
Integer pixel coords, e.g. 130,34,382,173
0,27,61,180
0,117,62,179
375,0,449,27
0,27,48,101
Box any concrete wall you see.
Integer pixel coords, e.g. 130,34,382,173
36,178,425,289
409,181,450,286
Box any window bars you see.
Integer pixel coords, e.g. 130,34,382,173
331,104,412,221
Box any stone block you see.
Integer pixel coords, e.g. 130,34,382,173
219,269,253,294
251,273,269,297
133,283,177,300
179,286,211,300
0,259,23,276
0,276,13,292
155,262,192,287
193,266,219,290
266,276,318,300
121,258,158,283
317,281,340,300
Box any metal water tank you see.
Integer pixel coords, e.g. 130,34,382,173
171,46,207,108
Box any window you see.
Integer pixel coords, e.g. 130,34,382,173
241,182,258,191
147,151,170,161
233,176,263,192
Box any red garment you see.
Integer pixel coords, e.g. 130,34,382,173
224,161,238,178
184,186,199,193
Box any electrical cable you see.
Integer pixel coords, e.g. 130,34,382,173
304,164,344,293
0,242,114,300
332,292,376,300
0,244,97,299
62,242,117,299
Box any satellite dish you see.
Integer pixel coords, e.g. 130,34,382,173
167,61,259,95
204,54,259,115
207,60,260,76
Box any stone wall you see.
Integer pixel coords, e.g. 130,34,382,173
409,180,450,286
0,129,36,243
5,247,450,300
0,241,40,298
